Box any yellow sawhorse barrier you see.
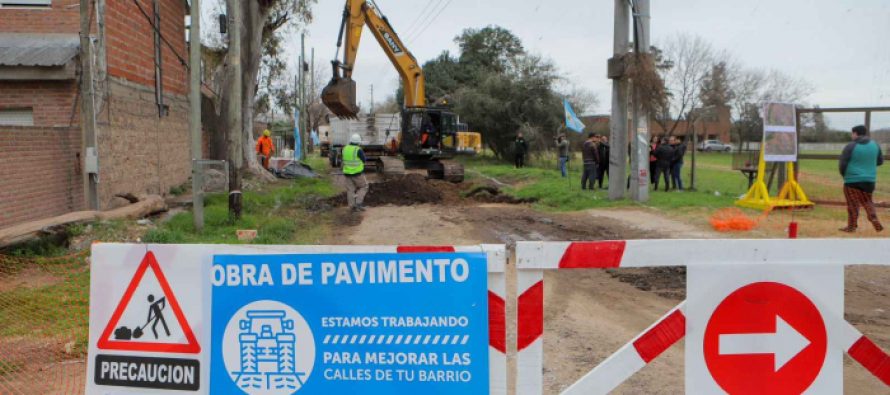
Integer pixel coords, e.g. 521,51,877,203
736,148,814,210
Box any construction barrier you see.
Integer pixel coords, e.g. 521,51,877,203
516,239,890,395
85,244,506,395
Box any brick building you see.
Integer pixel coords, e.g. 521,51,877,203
579,105,732,145
650,105,732,142
0,0,200,228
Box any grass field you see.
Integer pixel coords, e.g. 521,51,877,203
142,155,337,245
462,150,890,238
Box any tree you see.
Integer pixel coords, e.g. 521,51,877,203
456,26,524,73
700,62,734,108
203,0,316,182
652,34,715,136
725,65,813,148
456,54,562,158
562,86,599,115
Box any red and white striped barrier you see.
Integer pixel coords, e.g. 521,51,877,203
515,240,890,395
397,245,507,395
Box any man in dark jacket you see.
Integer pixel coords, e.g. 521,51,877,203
514,133,529,168
581,133,599,190
556,134,570,177
838,125,884,232
596,135,610,188
669,136,686,190
653,138,674,191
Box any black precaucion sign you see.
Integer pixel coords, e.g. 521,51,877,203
95,354,200,391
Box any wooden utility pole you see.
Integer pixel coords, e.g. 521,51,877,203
189,0,203,231
608,0,630,200
227,0,243,218
629,0,651,202
80,0,99,210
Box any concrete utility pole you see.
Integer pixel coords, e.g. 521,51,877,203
80,0,99,210
227,0,243,218
189,0,203,231
629,0,651,202
309,47,315,153
608,0,630,200
299,33,307,160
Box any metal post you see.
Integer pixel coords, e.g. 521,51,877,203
865,111,872,131
80,0,100,210
189,0,203,231
608,0,630,200
629,0,650,202
227,0,243,218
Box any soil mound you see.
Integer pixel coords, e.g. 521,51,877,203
330,174,444,207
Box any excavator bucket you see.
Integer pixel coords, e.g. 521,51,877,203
322,77,359,118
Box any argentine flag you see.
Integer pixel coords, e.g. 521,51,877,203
564,99,585,133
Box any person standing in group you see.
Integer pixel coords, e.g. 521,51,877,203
649,136,659,184
556,134,570,178
838,125,884,233
653,137,674,191
596,135,610,189
514,133,529,168
669,136,687,191
581,133,600,190
255,129,275,169
342,134,369,212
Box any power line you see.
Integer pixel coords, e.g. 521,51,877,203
408,0,453,45
400,0,439,39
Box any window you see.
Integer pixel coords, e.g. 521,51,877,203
0,108,34,126
0,0,51,8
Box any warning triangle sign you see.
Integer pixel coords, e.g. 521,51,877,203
97,251,200,354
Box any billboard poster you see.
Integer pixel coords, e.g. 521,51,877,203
763,103,798,162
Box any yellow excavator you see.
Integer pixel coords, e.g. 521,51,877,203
321,0,464,182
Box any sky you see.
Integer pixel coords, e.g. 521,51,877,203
276,0,890,129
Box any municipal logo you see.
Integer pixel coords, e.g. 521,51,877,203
222,300,316,395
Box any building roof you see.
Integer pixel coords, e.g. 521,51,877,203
0,34,79,67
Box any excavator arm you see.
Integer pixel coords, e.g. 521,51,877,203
322,0,426,117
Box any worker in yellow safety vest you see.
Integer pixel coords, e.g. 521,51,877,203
342,133,369,212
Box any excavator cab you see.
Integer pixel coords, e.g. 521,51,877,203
321,61,359,118
400,107,458,158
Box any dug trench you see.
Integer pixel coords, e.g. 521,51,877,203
321,174,890,394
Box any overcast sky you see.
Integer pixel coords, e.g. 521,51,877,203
282,0,889,128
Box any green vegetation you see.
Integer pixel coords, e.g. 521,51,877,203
0,255,90,356
461,150,861,212
144,156,336,245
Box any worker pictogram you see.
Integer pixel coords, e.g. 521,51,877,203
98,251,201,353
703,282,827,394
221,300,314,395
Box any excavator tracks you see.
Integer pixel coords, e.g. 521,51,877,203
378,156,407,177
427,160,464,183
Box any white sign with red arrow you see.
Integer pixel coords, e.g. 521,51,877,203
686,264,844,395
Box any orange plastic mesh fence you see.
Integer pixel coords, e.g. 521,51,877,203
0,252,89,395
709,207,763,232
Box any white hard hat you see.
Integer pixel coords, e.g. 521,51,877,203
350,134,362,144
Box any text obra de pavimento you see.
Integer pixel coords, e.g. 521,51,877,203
213,258,472,287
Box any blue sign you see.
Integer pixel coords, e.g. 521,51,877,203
211,252,490,395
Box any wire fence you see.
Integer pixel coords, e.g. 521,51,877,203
0,252,89,395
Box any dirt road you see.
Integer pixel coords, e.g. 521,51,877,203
333,200,890,394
